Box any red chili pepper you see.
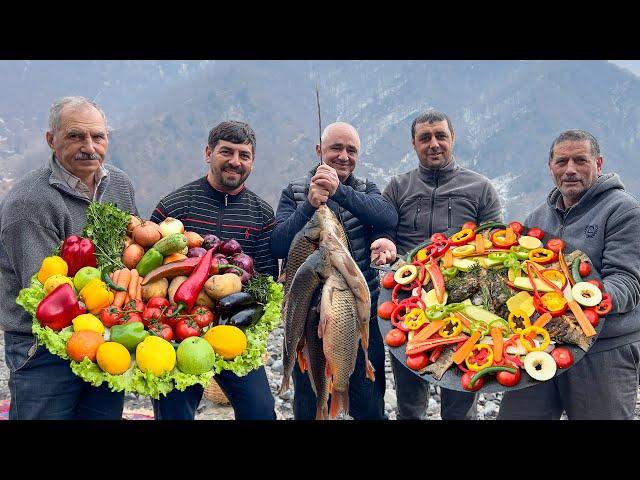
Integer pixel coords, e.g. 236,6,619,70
429,346,443,363
35,283,85,331
60,235,97,277
172,248,216,315
594,293,613,316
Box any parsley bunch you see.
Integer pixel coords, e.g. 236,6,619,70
82,201,131,274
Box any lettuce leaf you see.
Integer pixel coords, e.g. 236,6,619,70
16,275,45,317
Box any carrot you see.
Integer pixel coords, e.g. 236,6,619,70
128,269,139,299
406,320,445,346
124,293,130,304
452,330,482,365
534,312,553,328
111,269,121,293
442,249,454,269
505,226,516,244
136,277,142,301
490,327,504,363
558,249,575,287
567,300,597,337
112,268,131,307
453,311,473,329
475,234,485,255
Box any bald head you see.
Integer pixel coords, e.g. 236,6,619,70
321,122,361,148
317,122,360,182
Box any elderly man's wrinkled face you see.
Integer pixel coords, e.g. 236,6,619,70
205,140,254,193
46,105,108,181
412,120,455,169
549,140,602,208
317,124,360,182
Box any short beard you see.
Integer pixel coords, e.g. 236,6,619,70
213,168,248,189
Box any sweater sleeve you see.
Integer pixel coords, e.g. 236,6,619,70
331,181,398,233
270,186,317,259
601,205,640,314
478,181,504,223
377,179,399,243
1,219,62,288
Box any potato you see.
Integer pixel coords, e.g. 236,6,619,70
168,276,188,305
195,290,214,309
141,277,169,301
204,273,242,300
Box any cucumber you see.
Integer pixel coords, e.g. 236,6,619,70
152,233,188,256
571,257,583,283
452,257,478,272
512,276,563,293
463,305,504,324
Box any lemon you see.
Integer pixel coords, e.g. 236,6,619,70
72,313,105,335
43,274,74,295
97,342,132,375
204,325,247,360
37,256,68,283
136,336,176,376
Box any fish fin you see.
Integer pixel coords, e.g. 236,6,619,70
278,272,287,284
277,377,289,396
329,390,349,419
316,404,329,421
365,359,376,382
297,351,307,372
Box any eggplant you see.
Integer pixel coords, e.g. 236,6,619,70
218,292,257,314
224,305,264,329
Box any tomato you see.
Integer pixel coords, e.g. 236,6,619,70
190,305,215,328
496,367,522,387
587,279,602,290
381,272,396,289
100,306,123,328
121,311,143,324
546,238,565,253
142,307,164,328
462,221,477,231
123,299,145,313
579,261,591,277
385,328,407,347
162,306,180,329
149,321,174,342
527,228,544,240
147,297,170,310
461,371,484,392
551,347,574,369
175,319,201,341
594,294,613,316
377,301,396,320
583,307,600,327
508,221,524,236
406,353,429,370
430,232,447,243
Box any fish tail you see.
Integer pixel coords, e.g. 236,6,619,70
297,351,307,372
316,403,329,420
277,377,289,396
365,358,376,382
329,390,349,419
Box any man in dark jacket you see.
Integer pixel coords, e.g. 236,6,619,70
498,129,640,420
374,109,503,420
271,122,398,419
0,96,138,419
150,121,278,420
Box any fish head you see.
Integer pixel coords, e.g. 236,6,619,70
303,211,322,243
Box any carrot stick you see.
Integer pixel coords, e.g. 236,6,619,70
505,226,516,244
406,320,445,346
128,269,139,299
453,311,473,329
533,312,553,328
475,234,485,255
452,330,482,365
567,300,597,337
490,327,504,363
442,249,454,269
112,268,131,307
136,277,142,301
558,249,575,287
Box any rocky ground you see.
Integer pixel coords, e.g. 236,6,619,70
2,327,640,420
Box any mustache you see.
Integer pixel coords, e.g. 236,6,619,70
74,152,101,161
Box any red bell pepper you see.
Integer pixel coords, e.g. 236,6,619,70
426,261,446,304
60,235,97,277
594,293,613,316
35,283,85,331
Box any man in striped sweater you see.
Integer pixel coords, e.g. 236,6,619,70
150,121,278,420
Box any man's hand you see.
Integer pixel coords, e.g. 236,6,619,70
308,181,330,208
370,238,397,265
311,164,340,197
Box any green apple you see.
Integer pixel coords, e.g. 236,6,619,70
73,266,101,292
176,337,215,375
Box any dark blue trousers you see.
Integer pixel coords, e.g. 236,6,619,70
292,317,387,420
4,332,124,420
152,365,276,420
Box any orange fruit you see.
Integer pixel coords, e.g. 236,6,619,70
66,330,105,362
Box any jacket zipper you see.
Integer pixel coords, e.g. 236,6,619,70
413,198,422,230
429,170,440,235
447,197,452,229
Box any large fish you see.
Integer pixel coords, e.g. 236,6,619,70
282,213,322,299
546,314,593,351
278,249,331,395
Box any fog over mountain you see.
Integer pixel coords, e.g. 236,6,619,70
1,60,638,223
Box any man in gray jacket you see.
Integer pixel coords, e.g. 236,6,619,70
0,96,138,419
373,109,503,420
498,129,640,420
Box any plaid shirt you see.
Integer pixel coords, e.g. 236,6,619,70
48,154,109,200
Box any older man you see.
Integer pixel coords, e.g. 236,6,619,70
271,122,397,419
373,109,503,420
0,96,138,420
498,129,640,420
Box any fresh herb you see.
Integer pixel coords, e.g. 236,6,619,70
82,201,131,274
244,273,272,304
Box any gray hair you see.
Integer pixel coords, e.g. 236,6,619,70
48,96,107,133
549,129,600,161
411,109,454,138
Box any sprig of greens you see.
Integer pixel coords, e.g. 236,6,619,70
82,201,130,274
244,273,272,304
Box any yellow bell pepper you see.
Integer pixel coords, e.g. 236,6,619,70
37,256,68,283
520,325,551,352
508,309,531,333
404,308,426,330
439,316,463,338
465,343,494,371
79,278,114,314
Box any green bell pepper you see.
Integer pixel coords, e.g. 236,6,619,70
509,245,531,261
136,247,164,277
110,322,149,352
